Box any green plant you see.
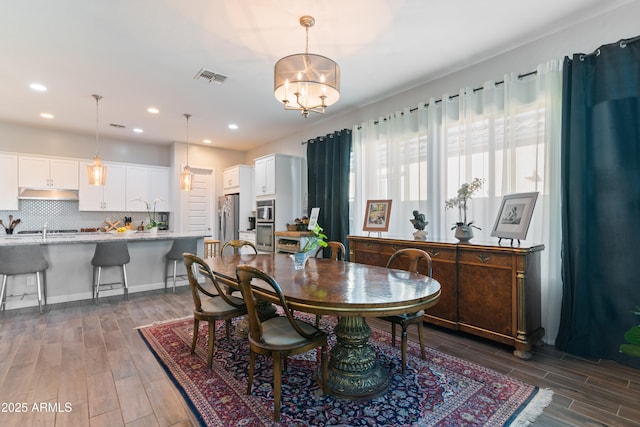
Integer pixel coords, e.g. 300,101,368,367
300,223,328,253
620,306,640,358
135,197,163,229
444,178,485,229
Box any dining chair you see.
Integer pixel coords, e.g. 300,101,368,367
313,240,346,261
381,248,432,372
236,265,328,422
220,239,257,256
183,253,247,369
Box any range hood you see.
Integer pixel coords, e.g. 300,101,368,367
18,187,79,201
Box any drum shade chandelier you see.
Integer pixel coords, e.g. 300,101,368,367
87,94,107,186
180,113,193,191
274,15,340,118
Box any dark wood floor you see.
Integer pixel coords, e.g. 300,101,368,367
1,287,639,426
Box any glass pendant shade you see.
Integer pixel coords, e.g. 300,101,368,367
180,165,193,191
87,155,107,186
88,94,107,186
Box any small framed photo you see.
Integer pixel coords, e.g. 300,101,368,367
307,207,320,230
362,199,393,232
491,192,538,240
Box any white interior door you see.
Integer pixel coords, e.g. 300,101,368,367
182,168,215,235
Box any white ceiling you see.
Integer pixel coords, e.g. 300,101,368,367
0,0,630,152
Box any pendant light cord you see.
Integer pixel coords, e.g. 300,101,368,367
93,94,102,156
184,113,191,166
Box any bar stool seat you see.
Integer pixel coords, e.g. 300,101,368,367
91,242,130,303
0,245,49,314
164,238,198,293
204,238,221,258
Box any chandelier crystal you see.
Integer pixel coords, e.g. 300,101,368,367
274,15,340,118
87,94,107,186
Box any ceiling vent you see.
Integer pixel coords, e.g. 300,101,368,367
194,68,227,85
109,123,126,129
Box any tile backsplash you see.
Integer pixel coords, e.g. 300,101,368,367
0,200,167,233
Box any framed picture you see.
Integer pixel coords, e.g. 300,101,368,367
307,207,320,230
362,199,393,232
491,192,538,240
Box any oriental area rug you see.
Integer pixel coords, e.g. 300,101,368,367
138,314,552,426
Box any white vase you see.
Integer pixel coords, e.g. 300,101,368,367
148,226,158,235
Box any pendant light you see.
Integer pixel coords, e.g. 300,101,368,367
87,94,107,185
180,113,193,191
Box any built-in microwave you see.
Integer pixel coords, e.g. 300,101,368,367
255,222,274,252
256,199,275,223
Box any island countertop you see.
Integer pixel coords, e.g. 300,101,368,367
0,230,208,246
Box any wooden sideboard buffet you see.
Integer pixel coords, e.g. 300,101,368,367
348,235,545,359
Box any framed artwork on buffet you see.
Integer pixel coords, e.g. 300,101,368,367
362,199,392,232
491,192,538,241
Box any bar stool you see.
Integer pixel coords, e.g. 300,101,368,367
204,238,220,258
164,238,197,293
0,245,49,314
91,242,130,303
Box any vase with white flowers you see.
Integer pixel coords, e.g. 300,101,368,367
444,178,484,242
135,197,163,233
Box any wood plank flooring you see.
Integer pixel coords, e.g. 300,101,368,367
0,287,638,426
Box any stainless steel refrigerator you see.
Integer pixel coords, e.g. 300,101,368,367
218,194,239,242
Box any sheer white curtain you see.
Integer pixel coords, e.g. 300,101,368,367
352,60,563,343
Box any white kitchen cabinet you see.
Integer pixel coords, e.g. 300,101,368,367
253,154,302,233
18,156,79,189
149,167,171,212
79,162,126,211
0,154,18,210
125,166,171,212
254,155,276,196
238,231,257,254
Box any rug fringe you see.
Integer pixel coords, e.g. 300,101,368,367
134,315,192,330
509,388,553,426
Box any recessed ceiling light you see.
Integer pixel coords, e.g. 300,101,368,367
133,128,144,133
228,123,238,130
40,113,54,119
30,83,47,91
203,139,212,144
147,107,159,114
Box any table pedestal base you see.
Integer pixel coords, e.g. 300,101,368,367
327,316,389,399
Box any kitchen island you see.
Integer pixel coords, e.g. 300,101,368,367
0,231,208,310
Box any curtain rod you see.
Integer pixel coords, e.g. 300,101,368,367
580,34,640,60
356,69,538,129
301,128,351,145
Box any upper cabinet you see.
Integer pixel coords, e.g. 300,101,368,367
254,155,277,196
223,165,253,195
18,156,79,189
125,166,171,212
0,154,18,210
78,162,126,211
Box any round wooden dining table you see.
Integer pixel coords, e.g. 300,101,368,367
205,253,441,399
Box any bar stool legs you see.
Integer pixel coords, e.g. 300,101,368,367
91,242,131,304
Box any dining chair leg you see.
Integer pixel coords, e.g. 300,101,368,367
247,351,256,394
207,321,215,369
191,318,200,354
391,323,397,347
273,352,282,422
417,322,427,360
401,324,409,373
224,319,232,338
320,344,328,393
